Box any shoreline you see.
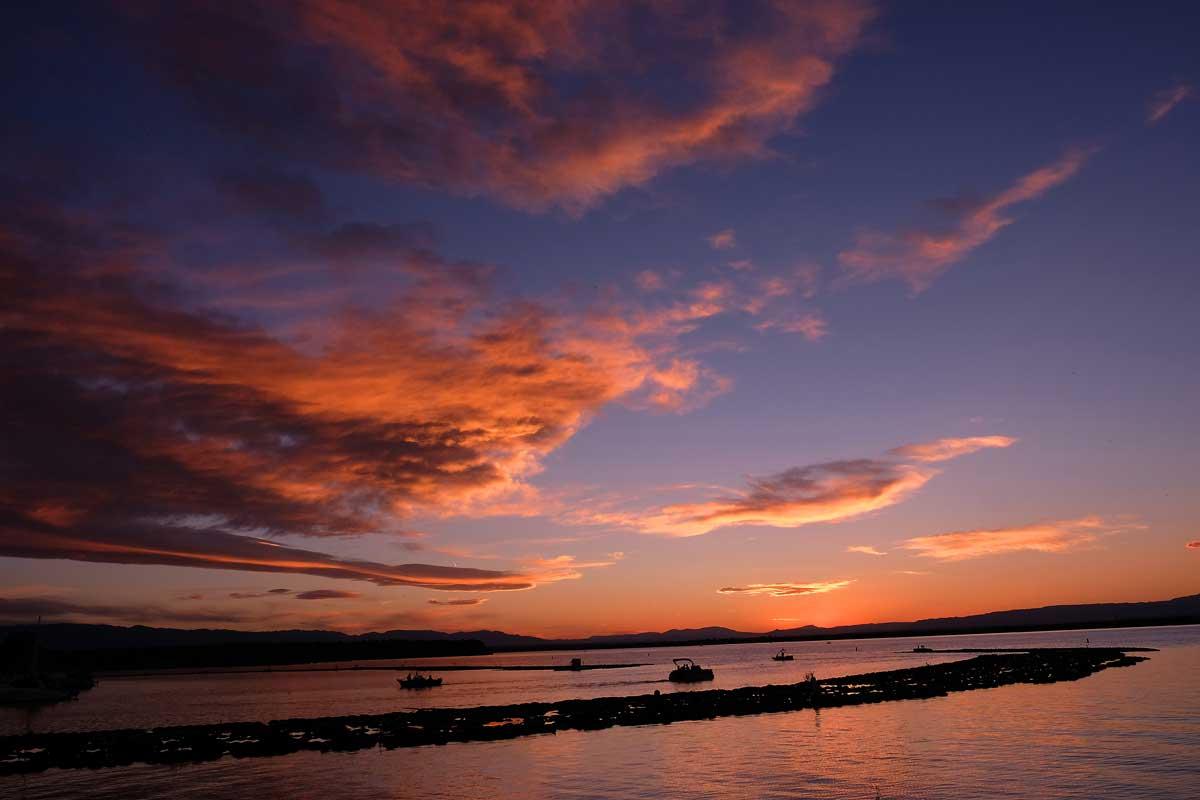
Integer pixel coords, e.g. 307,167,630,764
0,647,1149,775
85,621,1194,680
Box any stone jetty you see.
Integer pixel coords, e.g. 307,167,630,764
0,648,1148,775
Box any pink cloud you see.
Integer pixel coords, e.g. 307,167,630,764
708,229,737,250
888,435,1017,463
634,270,666,291
567,435,1014,537
753,312,829,341
839,148,1095,291
1147,83,1192,125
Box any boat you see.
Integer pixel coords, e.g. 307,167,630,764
668,658,714,682
771,649,794,662
912,645,933,653
397,673,443,689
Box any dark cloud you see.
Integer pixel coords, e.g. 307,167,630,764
294,589,360,600
229,589,293,599
303,222,438,267
214,168,327,224
0,513,539,591
0,596,251,626
427,598,487,606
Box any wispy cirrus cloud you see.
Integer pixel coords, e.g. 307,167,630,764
567,435,1014,537
839,148,1095,292
901,516,1142,561
123,0,876,213
717,580,851,597
888,435,1017,463
846,545,887,556
1147,83,1192,125
428,598,487,607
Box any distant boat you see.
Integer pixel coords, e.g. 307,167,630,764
771,649,794,662
912,645,933,653
397,673,443,689
668,658,714,682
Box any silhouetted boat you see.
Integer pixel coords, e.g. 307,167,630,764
397,673,443,689
912,645,933,653
771,649,794,661
668,658,714,682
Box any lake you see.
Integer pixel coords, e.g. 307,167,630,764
3,625,1197,799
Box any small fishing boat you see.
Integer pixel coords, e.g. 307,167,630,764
771,649,794,662
397,673,443,689
912,645,933,653
668,658,714,682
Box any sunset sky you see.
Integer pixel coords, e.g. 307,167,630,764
2,1,1197,638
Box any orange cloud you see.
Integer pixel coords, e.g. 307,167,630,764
1187,541,1200,550
520,553,622,583
839,149,1095,291
126,0,876,212
888,435,1017,462
901,516,1142,561
428,598,487,606
717,580,851,597
846,545,887,556
1,164,850,588
1147,83,1192,125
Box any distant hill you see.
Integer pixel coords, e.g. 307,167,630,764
2,593,1196,660
0,623,547,652
578,627,757,646
768,593,1200,639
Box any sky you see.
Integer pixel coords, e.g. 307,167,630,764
1,1,1197,638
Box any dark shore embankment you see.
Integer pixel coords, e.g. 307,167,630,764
0,648,1148,775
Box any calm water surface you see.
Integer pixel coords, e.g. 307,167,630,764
4,626,1197,799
